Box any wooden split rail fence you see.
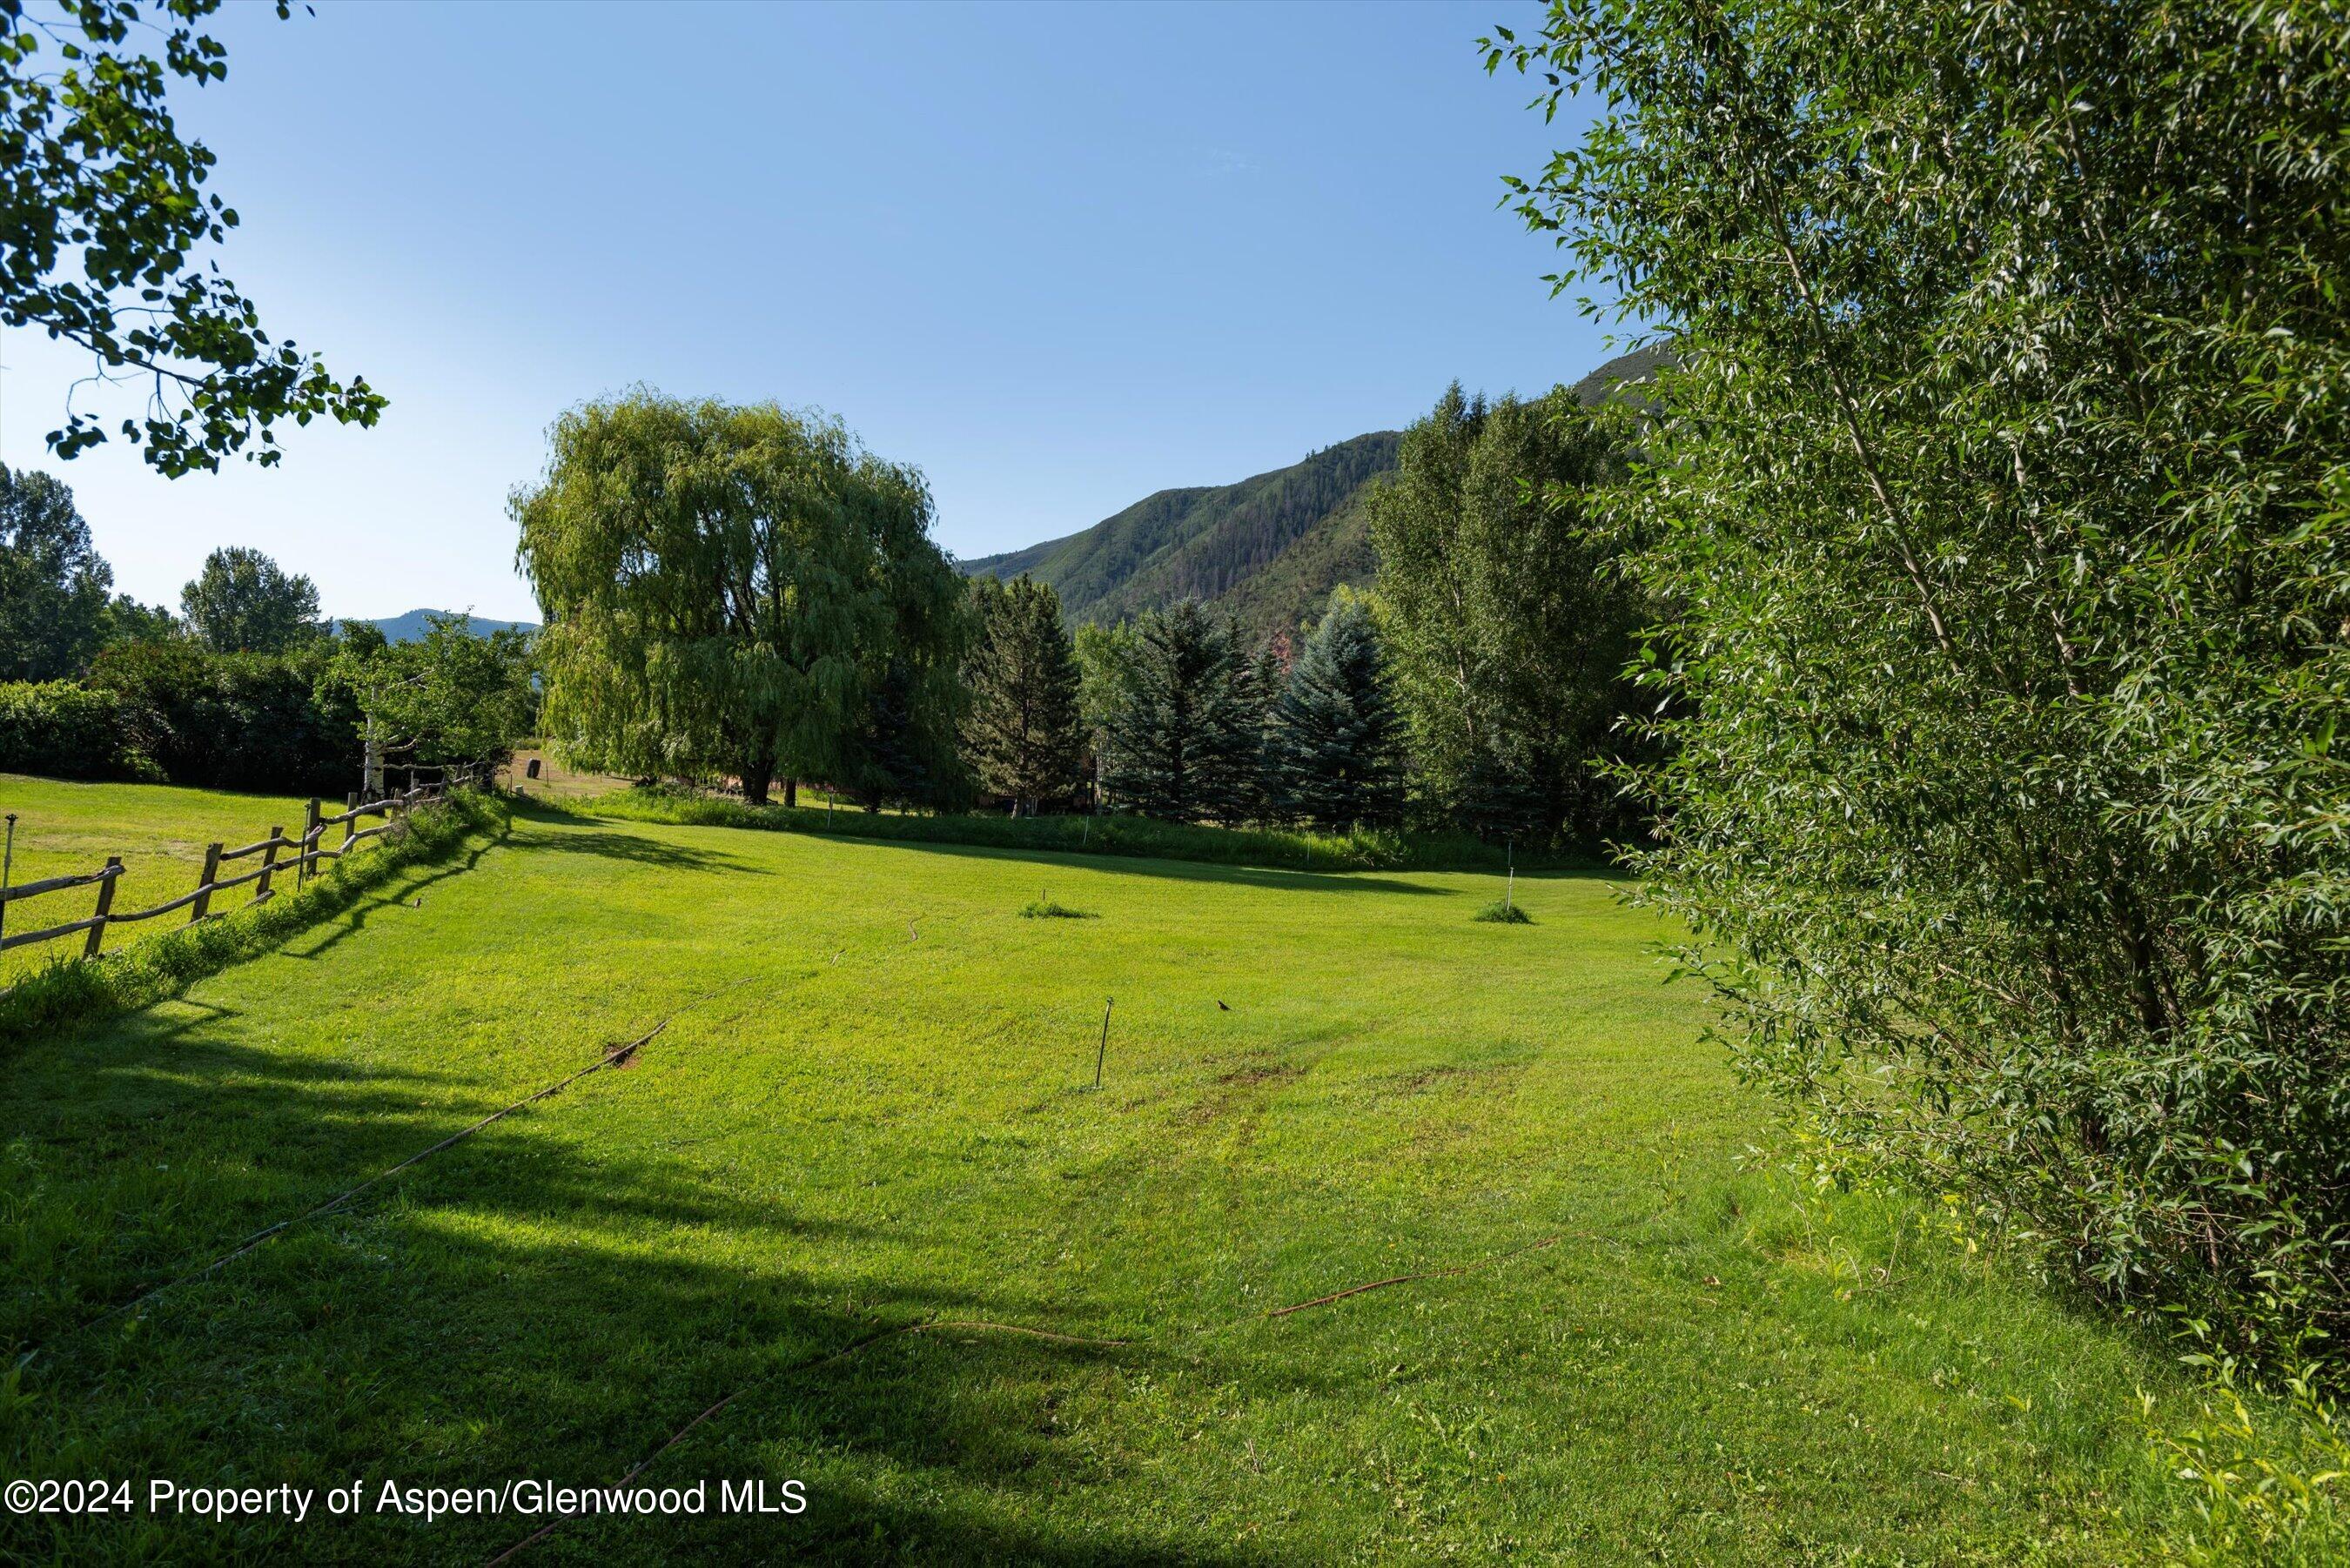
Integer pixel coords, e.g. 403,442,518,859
0,764,486,964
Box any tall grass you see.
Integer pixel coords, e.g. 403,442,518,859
576,787,1597,876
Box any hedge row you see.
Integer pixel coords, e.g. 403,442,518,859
0,643,360,795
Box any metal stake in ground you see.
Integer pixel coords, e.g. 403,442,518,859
1506,837,1515,915
1093,997,1114,1089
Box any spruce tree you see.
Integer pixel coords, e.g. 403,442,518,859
1103,600,1247,823
962,576,1086,814
1272,593,1404,831
1227,633,1290,826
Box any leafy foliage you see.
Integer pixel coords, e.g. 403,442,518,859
84,639,358,794
963,576,1086,814
0,464,110,680
178,545,319,653
0,680,149,780
1366,384,1645,844
325,612,534,777
0,0,384,474
1490,0,2350,1361
514,393,967,807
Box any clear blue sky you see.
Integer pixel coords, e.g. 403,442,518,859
0,1,1608,623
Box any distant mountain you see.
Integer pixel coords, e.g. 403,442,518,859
964,432,1401,637
361,609,538,643
963,345,1669,636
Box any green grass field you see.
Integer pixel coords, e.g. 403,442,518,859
0,774,329,985
0,788,2197,1562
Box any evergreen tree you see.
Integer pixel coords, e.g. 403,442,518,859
1229,633,1291,825
1103,600,1247,823
845,655,969,813
962,576,1085,814
1271,593,1403,830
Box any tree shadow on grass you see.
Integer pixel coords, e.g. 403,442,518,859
822,837,1452,898
0,977,1287,1567
511,823,775,875
279,828,508,960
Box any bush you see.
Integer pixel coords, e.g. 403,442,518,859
1019,897,1095,920
1494,0,2350,1364
0,681,153,781
87,641,359,795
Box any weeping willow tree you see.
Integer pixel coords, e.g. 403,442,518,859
513,393,967,804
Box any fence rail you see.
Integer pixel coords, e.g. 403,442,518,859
0,764,485,962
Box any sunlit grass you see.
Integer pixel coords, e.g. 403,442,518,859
0,787,2199,1561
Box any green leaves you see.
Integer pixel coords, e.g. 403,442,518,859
0,0,384,476
513,394,965,807
1499,0,2350,1366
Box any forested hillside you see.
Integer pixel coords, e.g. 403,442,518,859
965,345,1668,635
964,432,1400,635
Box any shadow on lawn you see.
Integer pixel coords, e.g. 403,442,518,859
817,835,1457,899
0,998,1272,1566
279,828,508,961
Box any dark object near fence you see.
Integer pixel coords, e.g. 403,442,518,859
0,764,484,965
526,758,541,780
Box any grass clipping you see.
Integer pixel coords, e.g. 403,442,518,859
0,792,502,1046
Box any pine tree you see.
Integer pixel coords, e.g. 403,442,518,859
1104,600,1248,822
961,576,1085,814
1272,593,1404,830
1229,633,1291,825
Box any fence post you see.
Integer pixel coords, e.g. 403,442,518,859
191,842,223,923
344,791,359,856
84,857,121,957
255,828,284,904
300,799,321,887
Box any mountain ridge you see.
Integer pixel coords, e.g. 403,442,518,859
962,344,1668,635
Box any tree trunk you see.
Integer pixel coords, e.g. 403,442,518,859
783,778,798,808
742,745,775,807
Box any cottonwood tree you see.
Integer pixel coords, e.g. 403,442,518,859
1490,0,2350,1358
1102,600,1249,823
1366,385,1642,842
963,575,1085,815
326,613,534,789
514,393,964,806
1,1,383,474
179,545,319,653
1271,591,1403,830
0,464,111,678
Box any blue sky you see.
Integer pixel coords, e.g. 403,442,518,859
0,1,1607,622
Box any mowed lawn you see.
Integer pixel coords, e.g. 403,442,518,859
0,794,2184,1563
0,774,327,986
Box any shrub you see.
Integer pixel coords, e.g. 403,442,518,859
88,641,359,795
0,681,152,781
1472,900,1531,925
1494,0,2350,1364
1019,897,1095,920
